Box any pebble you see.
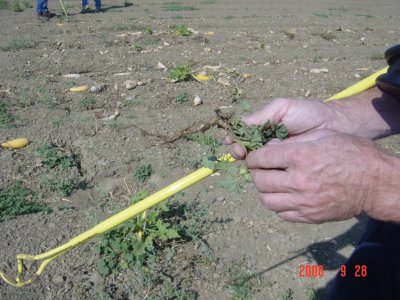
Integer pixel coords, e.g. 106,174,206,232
90,84,105,93
310,68,328,74
216,196,225,202
124,80,137,90
52,275,65,284
193,95,202,106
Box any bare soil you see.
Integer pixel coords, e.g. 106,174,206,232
1,0,400,299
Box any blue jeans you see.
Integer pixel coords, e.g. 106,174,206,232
328,219,400,299
82,0,101,9
36,0,48,15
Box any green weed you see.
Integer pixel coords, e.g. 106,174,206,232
168,64,193,82
0,0,8,9
0,103,15,128
123,97,142,107
36,144,77,169
145,26,153,35
80,96,96,109
315,30,336,41
173,24,191,36
231,85,243,102
64,81,77,88
0,181,50,221
225,258,262,300
175,91,189,103
282,28,295,39
133,164,153,182
96,191,210,277
185,132,222,152
12,0,22,11
131,43,143,52
42,174,80,196
0,37,35,51
162,2,196,11
50,119,63,128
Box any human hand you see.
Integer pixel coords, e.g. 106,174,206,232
245,129,400,223
225,98,336,159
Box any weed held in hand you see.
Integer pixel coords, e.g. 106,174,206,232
228,117,288,151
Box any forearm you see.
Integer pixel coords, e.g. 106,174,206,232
363,149,400,223
326,87,400,139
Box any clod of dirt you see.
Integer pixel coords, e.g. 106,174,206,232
90,84,105,93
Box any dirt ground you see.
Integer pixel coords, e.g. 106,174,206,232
1,0,399,299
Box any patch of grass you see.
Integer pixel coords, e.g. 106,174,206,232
36,144,77,169
0,181,50,221
42,174,80,196
80,96,96,109
145,26,153,35
0,37,35,51
0,0,8,9
172,14,184,19
173,24,191,36
231,85,243,102
131,43,143,52
370,53,384,60
64,81,77,88
161,2,196,11
133,164,153,182
50,119,63,128
315,30,336,41
0,103,15,128
225,257,262,300
168,63,193,82
123,97,142,107
12,0,22,11
175,91,189,103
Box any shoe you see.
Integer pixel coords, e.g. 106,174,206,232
42,11,52,21
80,5,91,14
95,7,102,13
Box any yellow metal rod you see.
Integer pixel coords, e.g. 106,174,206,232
0,66,387,287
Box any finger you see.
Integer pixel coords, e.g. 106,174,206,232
246,144,291,170
228,143,247,160
251,169,291,193
277,211,313,223
224,135,234,145
258,192,297,212
241,100,286,125
283,129,338,143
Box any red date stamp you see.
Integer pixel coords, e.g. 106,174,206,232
298,264,367,278
299,265,325,277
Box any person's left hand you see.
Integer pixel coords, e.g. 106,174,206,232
245,129,397,223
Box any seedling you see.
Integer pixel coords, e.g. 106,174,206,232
0,103,15,128
79,96,96,109
0,0,8,9
173,24,191,36
36,144,77,169
133,164,153,182
168,64,193,82
145,26,153,35
42,174,80,196
0,181,50,221
175,91,189,103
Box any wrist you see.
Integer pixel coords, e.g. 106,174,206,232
362,151,400,222
324,87,400,139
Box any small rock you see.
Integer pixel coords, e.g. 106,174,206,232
114,82,119,90
52,275,65,284
310,68,329,74
354,73,361,79
217,77,230,86
90,84,105,93
216,196,225,202
304,89,311,98
193,95,202,106
124,80,137,90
